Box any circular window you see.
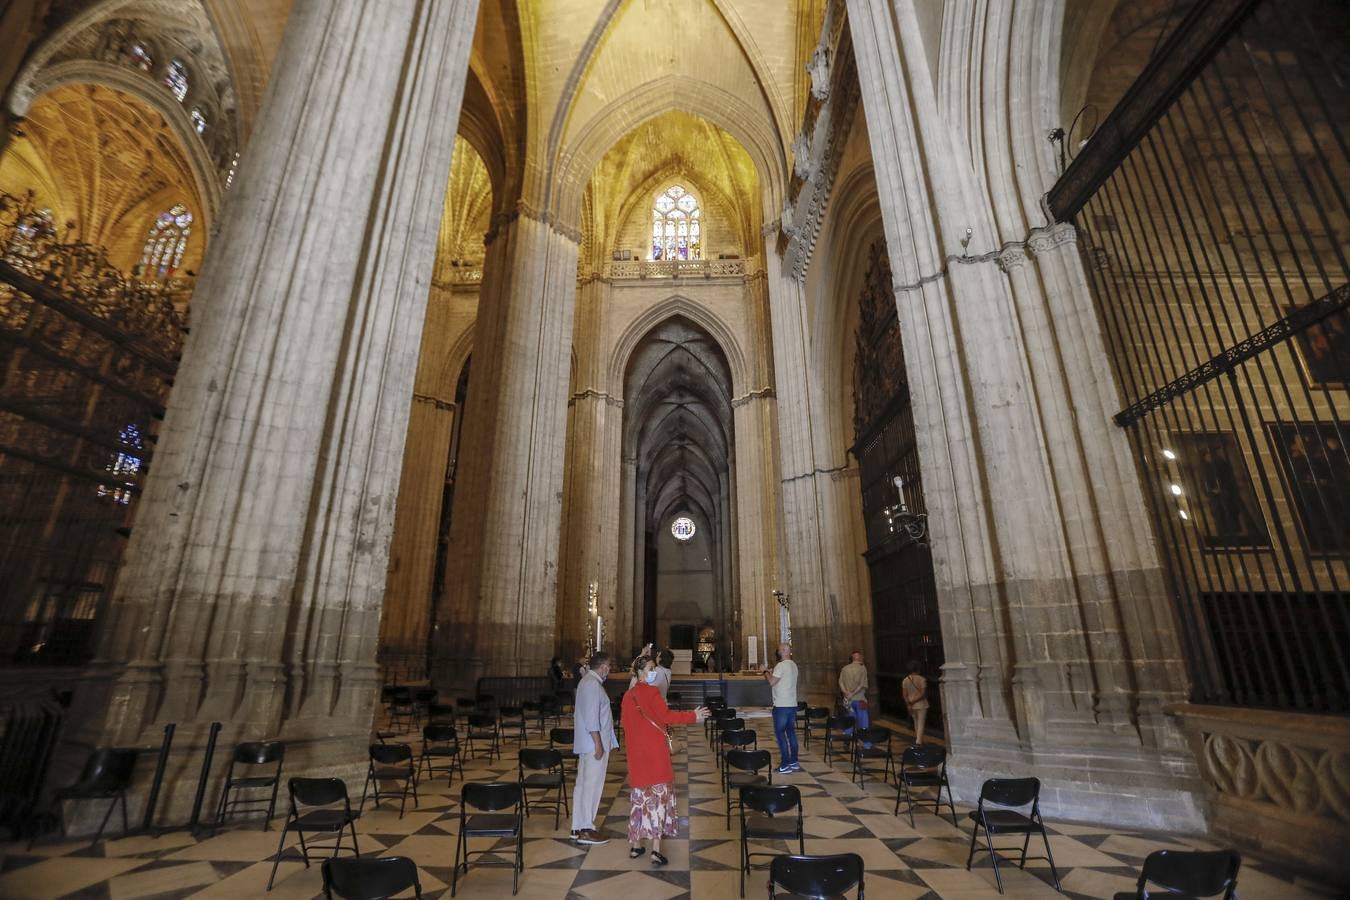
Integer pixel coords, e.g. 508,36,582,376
671,516,696,542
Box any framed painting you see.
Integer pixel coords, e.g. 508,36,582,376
1266,421,1350,556
1171,432,1270,550
1292,306,1350,388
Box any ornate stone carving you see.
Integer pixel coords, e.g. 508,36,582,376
807,44,832,102
852,239,907,439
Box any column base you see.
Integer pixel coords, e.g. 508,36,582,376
947,741,1207,833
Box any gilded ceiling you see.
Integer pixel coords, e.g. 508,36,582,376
0,83,204,273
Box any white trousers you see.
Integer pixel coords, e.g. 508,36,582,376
571,750,610,831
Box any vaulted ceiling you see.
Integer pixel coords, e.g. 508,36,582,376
624,317,733,535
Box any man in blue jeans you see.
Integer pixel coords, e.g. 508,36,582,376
763,642,800,773
838,650,871,747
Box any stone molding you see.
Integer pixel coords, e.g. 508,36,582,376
1170,702,1350,885
892,222,1082,293
412,392,455,412
603,258,747,280
569,388,622,408
730,386,775,408
779,0,859,282
484,199,582,246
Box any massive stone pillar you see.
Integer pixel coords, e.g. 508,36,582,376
379,288,466,681
558,278,625,664
846,0,1200,828
64,0,480,824
432,209,581,690
732,271,783,676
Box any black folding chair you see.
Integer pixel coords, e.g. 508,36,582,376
213,740,285,832
795,701,809,733
823,715,855,766
499,705,528,744
360,743,419,818
768,852,865,899
802,706,830,751
268,777,360,890
412,688,438,727
715,718,747,764
322,855,422,899
723,748,771,828
740,785,805,897
519,748,570,827
708,706,737,744
549,727,575,780
895,744,957,826
537,696,563,733
426,703,457,725
466,713,501,761
965,777,1061,894
49,748,138,845
1113,849,1241,900
388,691,416,732
452,782,524,896
850,726,894,786
720,727,756,774
455,696,478,729
417,724,463,787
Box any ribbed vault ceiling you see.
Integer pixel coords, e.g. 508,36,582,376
624,316,733,534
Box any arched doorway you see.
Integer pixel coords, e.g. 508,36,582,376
622,316,736,669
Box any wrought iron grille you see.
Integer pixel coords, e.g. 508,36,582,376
0,191,188,666
1048,0,1349,712
851,240,943,723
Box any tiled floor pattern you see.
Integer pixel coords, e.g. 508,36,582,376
0,712,1335,899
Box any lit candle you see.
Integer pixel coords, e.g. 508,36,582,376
893,474,907,509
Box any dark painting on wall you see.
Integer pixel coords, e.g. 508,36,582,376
1294,306,1350,387
1266,422,1350,556
1172,432,1270,549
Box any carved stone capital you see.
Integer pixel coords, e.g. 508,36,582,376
1027,221,1077,257
997,245,1028,273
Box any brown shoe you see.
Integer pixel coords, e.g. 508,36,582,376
575,829,609,845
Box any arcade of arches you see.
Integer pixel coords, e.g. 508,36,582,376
0,0,1347,893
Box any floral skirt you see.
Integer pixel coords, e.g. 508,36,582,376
627,782,679,842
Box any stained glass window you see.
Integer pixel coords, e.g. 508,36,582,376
651,184,702,261
190,107,208,134
164,59,189,102
97,425,144,506
139,204,193,278
125,43,153,73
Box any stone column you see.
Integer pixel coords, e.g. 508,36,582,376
557,277,625,664
64,0,480,826
379,288,462,681
846,0,1201,828
432,209,581,690
732,271,782,675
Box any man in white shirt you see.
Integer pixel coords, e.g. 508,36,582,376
655,648,674,700
763,642,800,773
571,652,617,844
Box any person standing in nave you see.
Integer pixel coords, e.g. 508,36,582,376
571,652,617,845
839,649,870,740
621,653,708,865
763,642,800,773
902,659,930,745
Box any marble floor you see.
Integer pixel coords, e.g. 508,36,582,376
0,711,1334,899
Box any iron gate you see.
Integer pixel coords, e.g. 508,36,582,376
1048,0,1349,712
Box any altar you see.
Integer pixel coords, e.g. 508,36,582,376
668,672,772,707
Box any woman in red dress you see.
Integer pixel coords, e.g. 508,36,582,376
621,653,709,865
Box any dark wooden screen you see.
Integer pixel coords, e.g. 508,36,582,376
851,239,943,723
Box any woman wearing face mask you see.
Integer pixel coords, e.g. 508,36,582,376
620,654,709,865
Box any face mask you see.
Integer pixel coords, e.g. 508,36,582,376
597,668,608,682
645,670,659,684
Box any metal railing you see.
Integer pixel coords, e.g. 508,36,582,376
1049,0,1349,712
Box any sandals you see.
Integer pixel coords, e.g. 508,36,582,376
650,850,668,867
628,847,645,859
